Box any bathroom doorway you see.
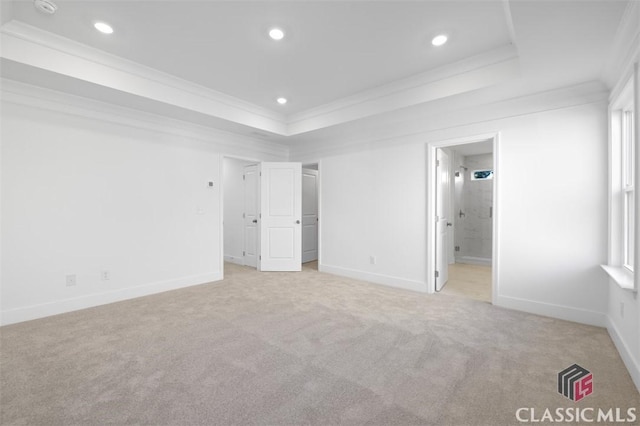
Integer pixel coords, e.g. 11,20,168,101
429,135,497,303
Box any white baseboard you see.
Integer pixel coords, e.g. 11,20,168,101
455,256,492,266
606,316,640,393
319,264,426,293
224,255,244,265
495,295,606,327
0,271,223,326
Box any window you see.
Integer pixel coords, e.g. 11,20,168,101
471,169,493,180
605,68,637,290
622,109,635,271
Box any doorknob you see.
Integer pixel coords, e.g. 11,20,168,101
446,222,453,227
296,220,301,224
252,219,257,223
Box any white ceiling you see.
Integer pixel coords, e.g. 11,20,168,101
0,0,630,140
7,0,515,114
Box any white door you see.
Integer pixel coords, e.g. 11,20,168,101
243,164,259,268
302,168,319,263
435,149,451,291
259,162,302,271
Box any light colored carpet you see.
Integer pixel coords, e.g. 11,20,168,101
1,262,638,425
440,263,492,303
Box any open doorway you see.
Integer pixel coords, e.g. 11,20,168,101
223,158,310,273
222,157,258,268
428,135,498,303
302,164,319,271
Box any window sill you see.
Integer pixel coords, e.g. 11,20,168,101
601,265,636,292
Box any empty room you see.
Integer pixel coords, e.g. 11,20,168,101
1,0,639,424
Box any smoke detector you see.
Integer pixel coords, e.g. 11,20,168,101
34,0,58,15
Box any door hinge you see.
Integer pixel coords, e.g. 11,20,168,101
435,270,439,278
243,251,245,256
259,255,262,260
243,213,245,219
243,175,245,180
436,160,440,167
259,213,262,218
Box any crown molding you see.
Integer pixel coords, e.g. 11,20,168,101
1,20,524,137
0,20,289,135
1,78,289,161
289,80,608,162
287,45,519,135
602,0,640,91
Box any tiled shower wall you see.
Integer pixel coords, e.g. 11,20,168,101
454,153,493,264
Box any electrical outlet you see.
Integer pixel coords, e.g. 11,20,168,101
620,302,625,318
66,274,76,287
101,270,110,281
370,256,376,265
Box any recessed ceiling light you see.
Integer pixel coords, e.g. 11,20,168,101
34,0,57,15
432,34,448,47
94,22,114,34
276,97,288,105
269,28,285,41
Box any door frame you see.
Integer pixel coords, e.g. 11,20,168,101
302,161,323,268
301,167,320,263
426,133,500,304
243,163,260,268
221,155,261,277
222,157,323,274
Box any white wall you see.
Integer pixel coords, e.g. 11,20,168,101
223,157,253,265
0,81,286,325
319,143,427,291
305,100,608,327
0,102,219,324
607,286,639,389
496,105,607,323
